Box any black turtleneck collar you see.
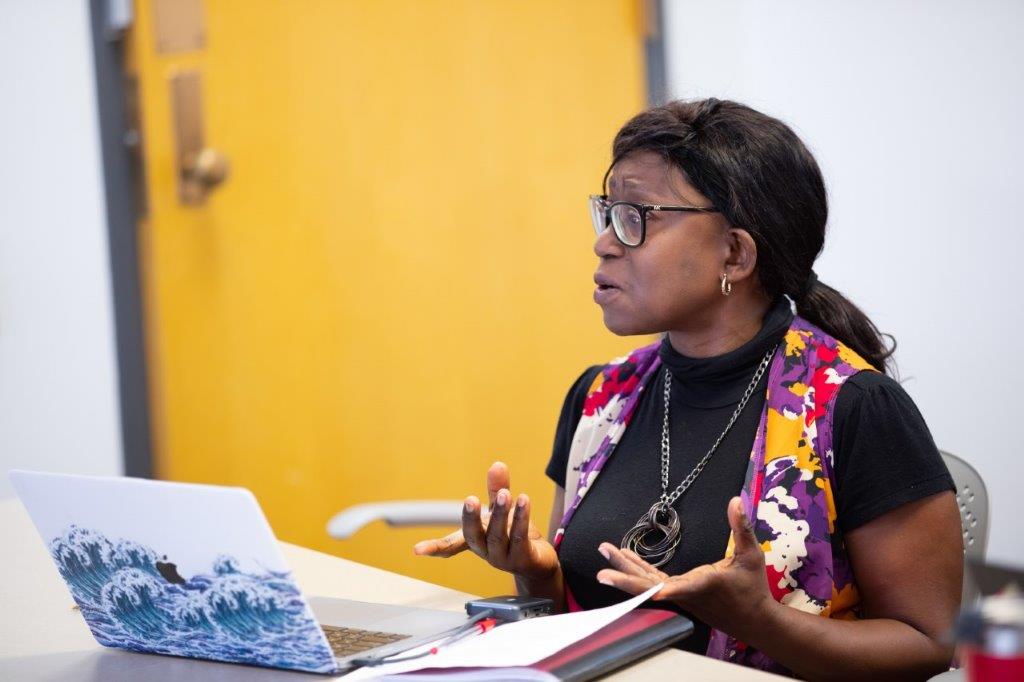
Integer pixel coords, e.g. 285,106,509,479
657,297,794,409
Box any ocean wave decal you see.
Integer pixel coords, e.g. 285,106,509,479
50,525,335,673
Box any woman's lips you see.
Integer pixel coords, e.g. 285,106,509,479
593,282,620,304
593,273,620,304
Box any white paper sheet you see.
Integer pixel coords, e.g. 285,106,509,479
342,584,663,680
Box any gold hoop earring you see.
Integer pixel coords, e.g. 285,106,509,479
720,273,732,296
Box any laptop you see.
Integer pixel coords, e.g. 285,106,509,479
9,470,468,675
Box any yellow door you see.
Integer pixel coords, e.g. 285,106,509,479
127,0,649,596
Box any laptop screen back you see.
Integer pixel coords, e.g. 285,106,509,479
9,470,336,673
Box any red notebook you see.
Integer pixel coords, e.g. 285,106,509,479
535,608,693,681
396,609,693,681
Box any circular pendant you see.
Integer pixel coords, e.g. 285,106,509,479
620,502,681,568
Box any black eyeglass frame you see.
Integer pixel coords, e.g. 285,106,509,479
589,194,719,247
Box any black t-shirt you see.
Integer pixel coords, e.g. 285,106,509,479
545,297,954,655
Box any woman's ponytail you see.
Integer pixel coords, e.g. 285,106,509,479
796,279,896,375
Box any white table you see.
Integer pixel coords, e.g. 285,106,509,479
0,497,780,680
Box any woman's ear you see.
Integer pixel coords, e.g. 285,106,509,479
724,228,758,283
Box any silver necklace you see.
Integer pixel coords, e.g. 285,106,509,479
620,344,777,567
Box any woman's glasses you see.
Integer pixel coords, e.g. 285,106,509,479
588,194,718,247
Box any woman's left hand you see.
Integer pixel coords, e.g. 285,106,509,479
596,496,777,642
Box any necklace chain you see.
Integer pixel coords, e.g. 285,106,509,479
659,344,777,507
621,343,777,567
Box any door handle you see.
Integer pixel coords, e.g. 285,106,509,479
183,148,229,191
170,70,228,205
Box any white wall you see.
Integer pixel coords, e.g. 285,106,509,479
663,0,1023,564
0,1,123,497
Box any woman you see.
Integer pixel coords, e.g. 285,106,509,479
414,99,962,679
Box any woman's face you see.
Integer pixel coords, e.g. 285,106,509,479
593,151,735,336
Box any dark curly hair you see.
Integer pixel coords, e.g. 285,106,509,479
606,98,896,374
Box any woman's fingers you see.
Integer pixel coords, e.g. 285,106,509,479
726,496,761,567
598,543,656,578
596,568,657,595
414,462,521,566
462,496,488,558
508,493,532,563
485,489,512,556
596,543,672,597
487,462,511,509
413,530,467,557
618,547,669,580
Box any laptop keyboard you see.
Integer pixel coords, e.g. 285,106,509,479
320,624,411,658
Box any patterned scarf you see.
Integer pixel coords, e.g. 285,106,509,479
554,316,876,674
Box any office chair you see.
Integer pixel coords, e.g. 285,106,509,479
940,450,988,608
941,450,989,563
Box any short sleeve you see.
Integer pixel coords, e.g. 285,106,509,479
545,366,603,489
831,371,955,533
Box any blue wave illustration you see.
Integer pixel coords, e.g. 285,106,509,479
50,525,334,673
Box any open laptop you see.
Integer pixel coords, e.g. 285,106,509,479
9,470,468,675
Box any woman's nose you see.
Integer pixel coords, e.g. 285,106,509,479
593,225,625,259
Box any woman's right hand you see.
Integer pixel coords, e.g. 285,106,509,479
413,462,561,581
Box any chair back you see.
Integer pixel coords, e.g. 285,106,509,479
941,450,989,563
941,450,989,609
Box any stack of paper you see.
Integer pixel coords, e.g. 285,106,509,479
342,584,663,680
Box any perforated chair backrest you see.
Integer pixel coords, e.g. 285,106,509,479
940,450,988,563
940,451,989,610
